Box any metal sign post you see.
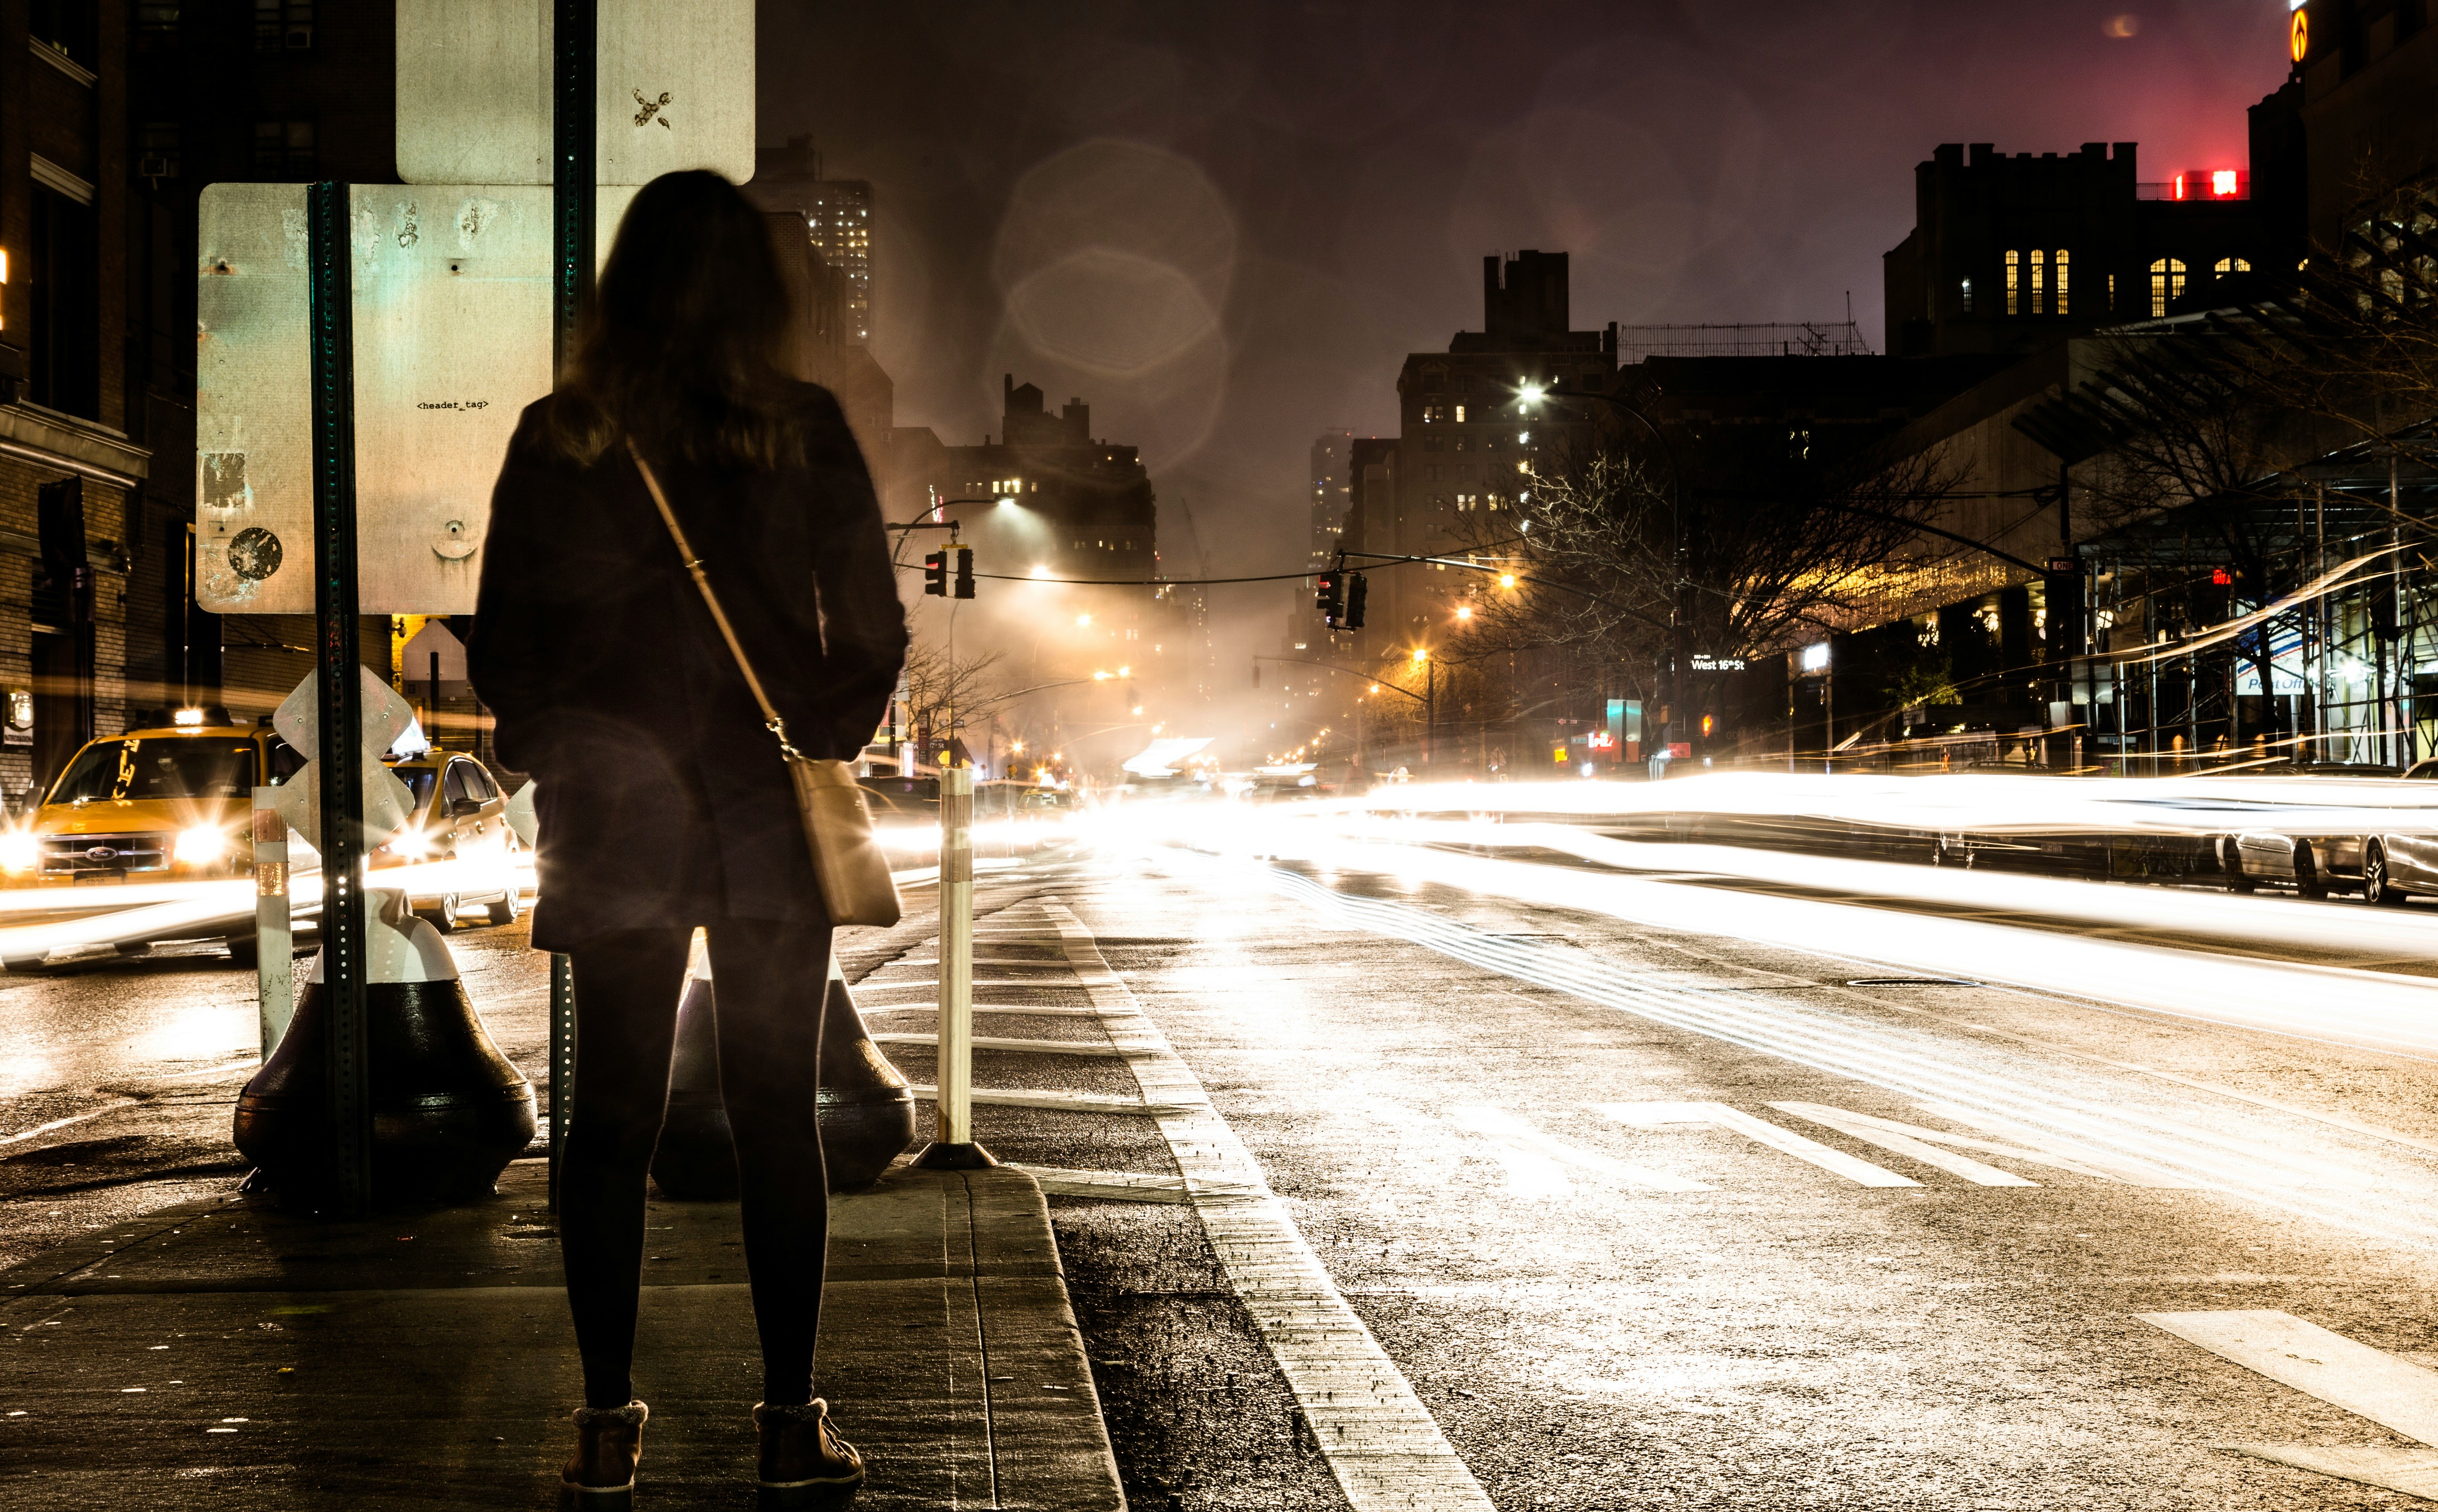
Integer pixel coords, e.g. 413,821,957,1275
916,765,994,1169
543,0,595,1214
308,180,374,1216
251,789,293,1058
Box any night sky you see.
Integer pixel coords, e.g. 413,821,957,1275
762,0,2296,588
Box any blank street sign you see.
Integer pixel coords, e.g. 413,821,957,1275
396,0,753,186
196,183,552,614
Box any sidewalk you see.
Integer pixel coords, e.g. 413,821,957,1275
0,1156,1125,1510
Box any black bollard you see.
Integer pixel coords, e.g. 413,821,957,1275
235,968,536,1211
650,950,917,1200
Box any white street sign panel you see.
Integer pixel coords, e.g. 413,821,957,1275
396,0,752,187
196,183,552,614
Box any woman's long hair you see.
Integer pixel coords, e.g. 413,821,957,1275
548,170,808,471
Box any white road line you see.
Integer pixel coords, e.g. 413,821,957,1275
2215,1443,2438,1500
1768,1103,2038,1187
862,1004,1110,1018
1914,1101,2206,1188
904,1084,1196,1118
0,1099,139,1148
1448,1105,1711,1192
871,1031,1130,1058
1597,1101,1921,1188
1041,898,1495,1512
2141,1309,2438,1446
1011,1164,1265,1205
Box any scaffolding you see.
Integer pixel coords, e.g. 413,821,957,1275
1614,321,1873,362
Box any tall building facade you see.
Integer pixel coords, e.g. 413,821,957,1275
1373,252,1615,649
753,136,871,345
937,378,1157,582
1882,134,2290,358
1308,430,1350,575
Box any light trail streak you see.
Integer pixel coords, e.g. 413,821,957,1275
1255,830,2438,1065
1229,860,2438,1251
1417,821,2438,965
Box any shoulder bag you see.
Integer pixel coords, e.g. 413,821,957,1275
627,440,904,928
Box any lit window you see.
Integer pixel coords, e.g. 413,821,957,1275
2053,249,2069,316
2214,256,2251,274
2107,271,2116,309
2149,257,2186,316
1453,405,1467,423
1960,276,1973,314
2212,169,2238,197
2004,250,2020,315
2029,249,2045,315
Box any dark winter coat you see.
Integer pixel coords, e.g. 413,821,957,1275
467,385,908,950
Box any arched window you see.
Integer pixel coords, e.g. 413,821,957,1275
2149,257,2186,317
2005,250,2021,315
2214,256,2251,274
2029,249,2045,315
2053,250,2070,315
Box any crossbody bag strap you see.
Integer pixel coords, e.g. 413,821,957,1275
626,439,804,759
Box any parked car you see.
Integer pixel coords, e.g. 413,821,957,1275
375,749,521,930
2202,764,2438,902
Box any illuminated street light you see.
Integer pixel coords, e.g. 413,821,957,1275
1092,670,1113,680
1499,573,1517,589
1411,647,1428,663
1456,606,1473,621
1076,613,1093,627
1030,564,1050,578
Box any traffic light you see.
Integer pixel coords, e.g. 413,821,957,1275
1344,572,1368,630
1316,571,1343,625
923,550,947,596
953,544,975,599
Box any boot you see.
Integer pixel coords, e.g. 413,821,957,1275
561,1400,648,1506
754,1399,866,1509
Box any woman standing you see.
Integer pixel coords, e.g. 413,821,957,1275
470,169,908,1508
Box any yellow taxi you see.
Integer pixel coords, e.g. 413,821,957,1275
0,710,301,886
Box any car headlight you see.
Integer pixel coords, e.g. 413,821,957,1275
0,832,36,873
174,826,230,866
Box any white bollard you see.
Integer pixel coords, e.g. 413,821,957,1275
252,786,293,1058
916,764,993,1168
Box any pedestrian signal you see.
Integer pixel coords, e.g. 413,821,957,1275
1344,572,1368,630
923,550,947,596
953,545,975,600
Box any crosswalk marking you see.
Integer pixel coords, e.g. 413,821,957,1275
1769,1103,2039,1187
2215,1443,2438,1500
1914,1100,2204,1188
1596,1101,1920,1188
1448,1105,1711,1192
2142,1310,2438,1447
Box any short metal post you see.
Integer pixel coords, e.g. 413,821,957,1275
252,789,292,1059
916,764,994,1169
547,951,574,1210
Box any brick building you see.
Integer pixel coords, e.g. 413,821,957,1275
0,0,146,803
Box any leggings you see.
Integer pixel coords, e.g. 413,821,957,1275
559,919,833,1409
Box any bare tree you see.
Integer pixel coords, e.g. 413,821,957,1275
898,640,1005,755
1444,424,1966,729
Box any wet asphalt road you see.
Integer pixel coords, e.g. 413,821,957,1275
17,830,2438,1508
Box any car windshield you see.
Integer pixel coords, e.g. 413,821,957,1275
49,738,257,803
399,769,439,812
